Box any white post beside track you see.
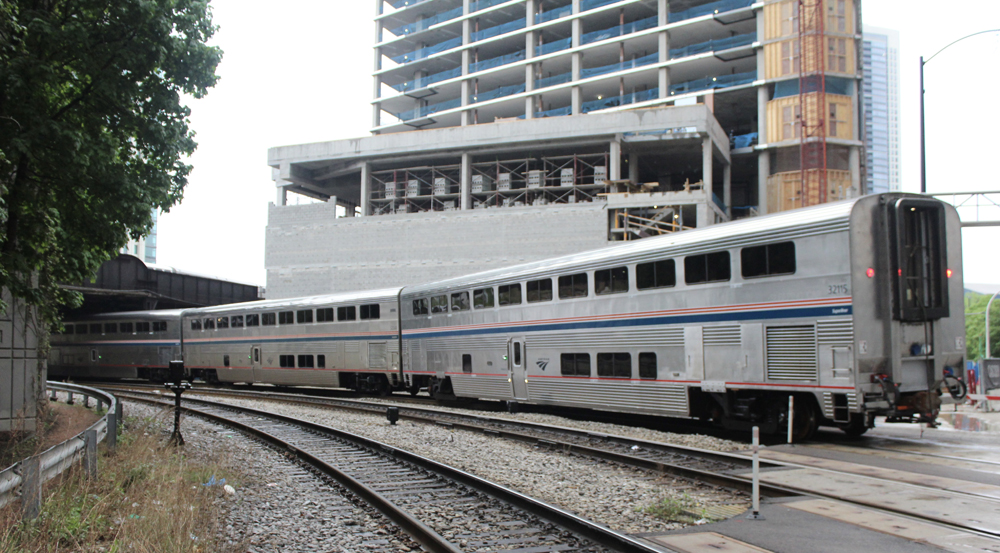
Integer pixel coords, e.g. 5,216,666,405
787,395,794,445
747,426,764,520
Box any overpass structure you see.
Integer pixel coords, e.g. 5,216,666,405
930,191,1000,227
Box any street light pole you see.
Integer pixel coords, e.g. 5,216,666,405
919,30,1000,194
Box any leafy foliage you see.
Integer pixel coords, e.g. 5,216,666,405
0,0,222,321
966,291,1000,360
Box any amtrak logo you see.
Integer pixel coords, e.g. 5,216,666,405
536,359,549,371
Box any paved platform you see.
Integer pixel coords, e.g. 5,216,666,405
939,403,1000,433
637,497,1000,553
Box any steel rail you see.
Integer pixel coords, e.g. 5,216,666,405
122,390,667,553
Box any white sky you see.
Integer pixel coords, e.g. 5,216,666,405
159,0,1000,289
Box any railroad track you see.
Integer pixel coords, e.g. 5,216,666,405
108,384,1000,544
120,389,663,553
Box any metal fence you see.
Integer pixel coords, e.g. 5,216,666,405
0,382,120,520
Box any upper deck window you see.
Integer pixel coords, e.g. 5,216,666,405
451,292,470,312
474,288,495,309
203,318,215,330
558,273,588,299
741,242,796,278
90,324,102,334
120,322,133,333
152,321,167,332
316,308,334,322
296,310,313,324
360,304,381,320
190,319,202,331
216,317,229,329
637,259,676,290
413,298,429,315
246,314,260,327
595,267,628,295
430,295,448,314
231,315,244,328
498,284,521,306
278,311,294,325
262,313,276,326
104,323,118,334
685,251,731,284
527,279,553,303
136,322,151,332
338,306,357,321
75,324,87,334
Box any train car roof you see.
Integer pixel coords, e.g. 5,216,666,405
180,287,403,316
63,309,187,322
401,194,927,296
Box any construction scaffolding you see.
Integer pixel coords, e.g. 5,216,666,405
797,0,828,207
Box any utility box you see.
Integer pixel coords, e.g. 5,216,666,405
560,168,575,186
527,170,545,189
433,178,449,195
497,173,512,191
594,166,607,185
385,182,398,199
472,174,494,193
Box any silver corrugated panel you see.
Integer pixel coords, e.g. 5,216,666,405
822,391,860,420
368,343,388,368
345,341,360,353
451,375,512,400
817,319,853,345
422,336,507,351
704,325,741,346
528,327,684,348
765,325,818,381
527,380,688,414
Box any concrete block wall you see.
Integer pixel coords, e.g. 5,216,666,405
0,288,41,434
266,201,610,298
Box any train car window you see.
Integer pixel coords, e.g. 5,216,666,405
262,313,276,326
153,322,167,332
62,325,74,335
90,324,102,334
246,314,260,327
298,354,315,368
685,251,731,284
279,355,294,368
597,353,632,378
223,355,230,367
473,288,494,309
190,319,202,331
296,310,313,324
136,322,151,332
231,315,244,328
595,266,628,295
462,354,472,373
121,322,133,333
75,324,87,334
498,284,522,306
430,295,448,314
202,318,214,330
316,308,334,322
741,242,796,278
560,353,591,377
338,306,357,321
638,353,657,379
526,279,552,303
360,304,380,320
637,259,676,290
317,355,326,368
104,323,118,334
216,317,229,329
413,298,429,315
278,311,294,325
558,273,588,299
450,292,470,312
513,342,521,366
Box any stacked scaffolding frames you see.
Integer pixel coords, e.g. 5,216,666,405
797,0,828,207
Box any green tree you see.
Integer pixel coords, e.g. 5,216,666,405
966,292,1000,360
0,0,222,321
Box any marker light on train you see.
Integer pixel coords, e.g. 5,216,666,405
946,269,953,278
866,268,875,278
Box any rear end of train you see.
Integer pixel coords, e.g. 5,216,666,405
849,194,966,429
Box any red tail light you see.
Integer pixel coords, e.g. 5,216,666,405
866,268,875,278
946,269,953,278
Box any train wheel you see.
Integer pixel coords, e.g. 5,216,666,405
791,398,818,442
408,384,421,396
839,414,869,437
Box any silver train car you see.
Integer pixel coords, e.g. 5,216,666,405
48,309,184,381
180,289,402,392
399,194,965,437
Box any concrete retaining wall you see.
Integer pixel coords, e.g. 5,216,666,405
0,288,42,434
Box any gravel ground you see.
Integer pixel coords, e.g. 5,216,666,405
203,396,750,535
125,401,423,552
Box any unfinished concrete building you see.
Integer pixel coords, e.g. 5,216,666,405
267,0,864,297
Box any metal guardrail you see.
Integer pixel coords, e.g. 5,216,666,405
0,382,120,519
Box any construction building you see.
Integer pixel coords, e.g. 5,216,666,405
266,0,864,298
861,25,900,194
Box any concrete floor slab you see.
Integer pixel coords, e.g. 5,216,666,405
650,532,772,552
807,442,1000,474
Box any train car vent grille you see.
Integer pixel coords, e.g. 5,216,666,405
817,320,854,345
766,325,818,382
345,341,360,353
368,343,387,368
704,325,741,346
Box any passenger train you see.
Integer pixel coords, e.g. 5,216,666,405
48,194,967,438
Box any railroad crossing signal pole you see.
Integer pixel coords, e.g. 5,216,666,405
166,361,191,446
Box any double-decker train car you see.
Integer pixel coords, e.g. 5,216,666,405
180,289,403,392
48,309,184,381
400,194,965,438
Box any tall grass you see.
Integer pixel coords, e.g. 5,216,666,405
1,410,243,553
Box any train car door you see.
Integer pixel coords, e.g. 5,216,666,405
508,337,528,400
250,345,263,382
